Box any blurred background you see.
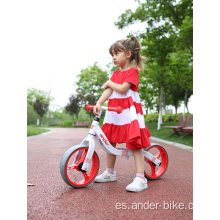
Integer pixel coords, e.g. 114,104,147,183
26,0,193,129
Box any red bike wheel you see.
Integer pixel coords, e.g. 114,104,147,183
143,144,168,180
60,145,100,188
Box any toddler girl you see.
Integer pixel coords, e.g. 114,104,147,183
93,36,152,192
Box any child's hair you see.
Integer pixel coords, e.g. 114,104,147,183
109,36,146,71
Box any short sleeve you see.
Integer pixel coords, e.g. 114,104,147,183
109,71,116,82
110,73,114,81
123,67,139,88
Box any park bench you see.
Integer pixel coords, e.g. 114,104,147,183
163,114,193,138
73,121,90,128
82,121,90,128
73,122,83,127
180,114,193,140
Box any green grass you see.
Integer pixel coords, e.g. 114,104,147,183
27,121,193,147
100,120,192,147
27,125,50,136
146,122,193,147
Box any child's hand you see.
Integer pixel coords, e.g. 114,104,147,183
103,80,110,90
93,103,101,116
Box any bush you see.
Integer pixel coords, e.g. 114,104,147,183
48,119,63,126
144,112,191,123
49,123,60,126
144,113,159,123
27,103,38,125
163,114,180,122
58,120,73,127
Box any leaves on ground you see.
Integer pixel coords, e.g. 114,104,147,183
27,183,35,186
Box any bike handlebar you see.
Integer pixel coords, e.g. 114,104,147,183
86,104,122,114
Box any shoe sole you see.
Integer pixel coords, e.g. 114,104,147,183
126,185,148,192
94,178,117,183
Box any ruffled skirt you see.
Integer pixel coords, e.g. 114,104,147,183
101,119,151,149
101,88,152,149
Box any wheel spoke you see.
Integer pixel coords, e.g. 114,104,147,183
155,151,164,159
67,164,78,170
82,172,90,181
150,163,156,176
78,150,87,163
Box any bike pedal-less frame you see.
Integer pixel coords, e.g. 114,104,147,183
60,104,168,188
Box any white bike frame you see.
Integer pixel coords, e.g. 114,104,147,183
76,106,161,172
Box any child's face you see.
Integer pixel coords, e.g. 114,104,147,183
111,50,128,68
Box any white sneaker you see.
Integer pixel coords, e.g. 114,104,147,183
126,177,148,192
94,170,116,182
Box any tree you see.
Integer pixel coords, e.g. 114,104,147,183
176,15,193,53
33,99,49,125
75,62,109,103
84,93,97,123
65,94,81,122
76,91,87,108
27,87,54,125
106,61,120,75
167,49,193,114
27,88,52,105
114,0,193,129
141,26,176,129
138,70,158,114
115,0,193,49
27,102,38,125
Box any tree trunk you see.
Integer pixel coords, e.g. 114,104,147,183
175,104,178,114
183,87,188,115
156,103,159,113
157,83,163,130
185,88,188,113
72,115,74,125
146,107,148,115
37,114,39,125
174,94,179,114
147,100,152,115
163,90,166,115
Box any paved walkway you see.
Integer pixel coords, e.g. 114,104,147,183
27,128,193,220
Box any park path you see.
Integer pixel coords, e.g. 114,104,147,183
27,128,193,220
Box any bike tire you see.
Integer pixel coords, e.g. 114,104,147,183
60,145,100,188
143,144,169,180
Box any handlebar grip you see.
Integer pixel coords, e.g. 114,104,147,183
86,104,94,111
108,106,122,114
86,104,122,114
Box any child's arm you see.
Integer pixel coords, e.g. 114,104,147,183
97,87,113,105
104,80,132,93
93,87,113,116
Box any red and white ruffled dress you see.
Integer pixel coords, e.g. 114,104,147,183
101,67,152,149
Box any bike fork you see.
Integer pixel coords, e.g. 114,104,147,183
79,134,95,172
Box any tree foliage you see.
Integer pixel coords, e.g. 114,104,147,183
114,0,193,128
27,102,38,125
75,62,109,103
65,94,81,121
33,98,49,122
27,87,54,106
27,87,54,125
115,0,193,49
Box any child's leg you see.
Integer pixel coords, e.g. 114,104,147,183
126,148,147,192
131,149,145,179
106,143,117,169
